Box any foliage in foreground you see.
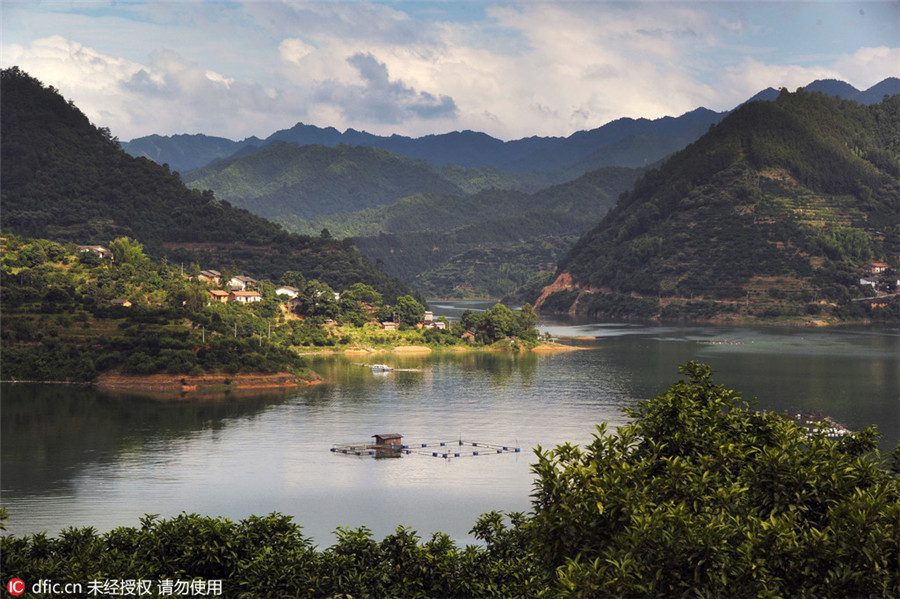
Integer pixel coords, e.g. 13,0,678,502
3,363,898,597
0,512,549,599
529,362,900,597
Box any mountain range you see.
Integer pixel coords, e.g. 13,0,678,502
4,65,898,319
123,78,899,177
165,77,898,299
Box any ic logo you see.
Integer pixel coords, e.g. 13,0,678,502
7,579,24,596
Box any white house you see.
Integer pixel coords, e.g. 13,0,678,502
229,276,257,290
859,277,878,288
78,245,111,260
275,285,300,299
229,290,262,303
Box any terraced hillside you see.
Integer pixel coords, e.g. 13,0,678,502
535,90,900,323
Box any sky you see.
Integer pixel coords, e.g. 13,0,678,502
2,1,898,142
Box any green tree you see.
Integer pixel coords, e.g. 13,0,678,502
529,362,900,598
393,295,425,327
294,280,339,320
482,303,520,340
341,282,383,307
460,309,483,332
278,270,306,289
109,237,150,268
517,302,538,332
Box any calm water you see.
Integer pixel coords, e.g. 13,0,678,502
2,308,898,544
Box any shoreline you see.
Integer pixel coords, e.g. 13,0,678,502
1,342,586,397
93,371,320,399
299,341,588,356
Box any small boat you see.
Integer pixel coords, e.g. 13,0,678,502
370,364,394,372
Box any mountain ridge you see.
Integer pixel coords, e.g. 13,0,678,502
122,78,898,177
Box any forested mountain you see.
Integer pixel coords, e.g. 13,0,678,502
268,166,635,298
341,167,640,298
535,89,900,322
0,67,411,300
181,142,464,218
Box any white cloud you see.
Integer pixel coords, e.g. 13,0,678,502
718,57,839,103
409,3,720,137
311,52,457,125
205,70,235,89
5,35,143,93
715,46,900,110
279,38,316,65
2,2,897,142
833,46,900,89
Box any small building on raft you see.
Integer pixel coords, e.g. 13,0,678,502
373,433,403,448
332,434,405,458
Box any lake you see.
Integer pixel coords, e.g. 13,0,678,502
2,307,898,545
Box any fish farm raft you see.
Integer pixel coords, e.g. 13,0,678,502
331,434,521,460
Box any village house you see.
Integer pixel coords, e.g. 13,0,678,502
421,311,446,330
110,298,132,307
275,285,300,299
229,275,257,291
199,269,221,284
78,245,111,260
382,321,398,331
208,289,230,303
865,262,890,274
229,290,262,303
865,297,891,309
859,277,878,289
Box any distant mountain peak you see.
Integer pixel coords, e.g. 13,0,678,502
802,79,861,98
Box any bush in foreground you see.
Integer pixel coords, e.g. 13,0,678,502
529,362,900,597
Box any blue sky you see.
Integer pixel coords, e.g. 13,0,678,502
3,1,897,141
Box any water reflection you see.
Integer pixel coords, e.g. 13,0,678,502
1,384,290,495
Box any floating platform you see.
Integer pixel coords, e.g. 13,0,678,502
331,435,521,460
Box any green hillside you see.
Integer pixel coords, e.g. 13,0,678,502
281,167,638,299
182,142,465,218
0,67,411,301
537,89,900,322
